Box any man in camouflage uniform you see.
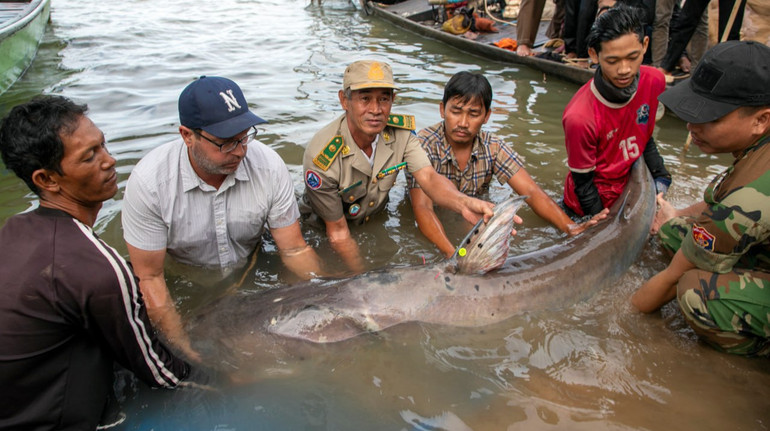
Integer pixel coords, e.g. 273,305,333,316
302,60,497,272
632,41,770,356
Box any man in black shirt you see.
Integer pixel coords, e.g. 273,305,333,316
0,96,195,430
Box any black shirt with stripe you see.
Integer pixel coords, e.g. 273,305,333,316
0,207,190,430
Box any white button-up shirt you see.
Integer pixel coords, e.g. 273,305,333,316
122,139,300,269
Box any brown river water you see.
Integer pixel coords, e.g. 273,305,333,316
0,0,768,429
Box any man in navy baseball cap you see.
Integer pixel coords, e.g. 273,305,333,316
178,75,266,138
633,40,770,356
122,76,323,359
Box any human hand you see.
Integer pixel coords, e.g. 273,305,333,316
654,177,672,196
460,196,495,225
174,365,230,419
511,214,523,237
567,207,609,236
180,341,203,364
651,193,676,235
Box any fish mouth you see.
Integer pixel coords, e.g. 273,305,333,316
454,195,528,275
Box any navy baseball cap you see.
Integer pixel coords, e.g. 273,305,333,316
178,76,266,138
659,41,770,124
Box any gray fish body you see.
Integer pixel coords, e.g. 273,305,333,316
190,160,654,349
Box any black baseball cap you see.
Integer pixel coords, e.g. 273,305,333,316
178,76,266,138
659,41,770,124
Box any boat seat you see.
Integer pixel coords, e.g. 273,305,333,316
0,3,29,20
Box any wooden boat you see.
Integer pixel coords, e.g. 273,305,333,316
0,0,51,95
365,0,593,85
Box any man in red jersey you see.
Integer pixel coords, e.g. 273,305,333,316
562,5,671,218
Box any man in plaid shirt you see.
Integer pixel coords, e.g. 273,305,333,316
408,72,607,257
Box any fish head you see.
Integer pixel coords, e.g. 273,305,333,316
454,195,527,275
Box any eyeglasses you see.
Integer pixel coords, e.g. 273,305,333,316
194,127,258,153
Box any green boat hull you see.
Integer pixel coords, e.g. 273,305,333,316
0,0,51,95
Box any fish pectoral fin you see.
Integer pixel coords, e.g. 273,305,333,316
269,308,397,344
456,195,527,275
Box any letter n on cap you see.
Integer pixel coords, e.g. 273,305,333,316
219,89,242,112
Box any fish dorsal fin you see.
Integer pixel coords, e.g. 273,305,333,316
454,196,527,275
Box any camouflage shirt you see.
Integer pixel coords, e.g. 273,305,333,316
681,135,770,273
406,121,524,195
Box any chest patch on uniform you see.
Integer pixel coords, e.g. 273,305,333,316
349,203,361,216
387,114,416,130
692,223,716,251
305,170,322,190
313,135,344,171
636,104,650,125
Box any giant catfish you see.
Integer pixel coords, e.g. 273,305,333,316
188,160,655,365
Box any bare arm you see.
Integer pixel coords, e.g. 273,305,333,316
411,166,494,224
126,243,200,363
270,220,323,279
631,249,695,313
507,170,607,236
651,195,709,234
409,187,456,258
324,216,366,274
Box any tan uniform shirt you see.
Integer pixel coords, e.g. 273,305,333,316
302,114,431,224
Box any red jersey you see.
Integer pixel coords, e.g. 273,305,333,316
563,66,666,216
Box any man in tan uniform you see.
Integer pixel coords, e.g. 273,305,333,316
302,60,499,272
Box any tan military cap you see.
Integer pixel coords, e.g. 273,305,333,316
342,60,398,91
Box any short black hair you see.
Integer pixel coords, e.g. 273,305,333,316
0,95,88,195
443,71,493,113
586,4,646,54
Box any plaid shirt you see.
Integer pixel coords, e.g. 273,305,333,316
407,121,524,196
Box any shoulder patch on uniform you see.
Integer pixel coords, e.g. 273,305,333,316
387,114,416,130
313,135,344,171
691,223,715,252
305,170,322,190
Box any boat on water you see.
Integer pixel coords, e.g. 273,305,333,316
365,0,593,85
0,0,51,95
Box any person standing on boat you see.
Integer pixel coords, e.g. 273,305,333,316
301,60,497,272
0,96,199,430
407,71,607,258
561,5,671,218
122,76,323,361
514,0,564,57
632,41,770,356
